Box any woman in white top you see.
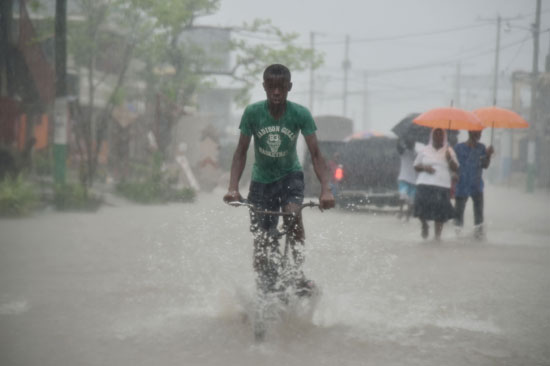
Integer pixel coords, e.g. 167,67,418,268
413,128,459,240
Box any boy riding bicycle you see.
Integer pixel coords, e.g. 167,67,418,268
223,64,335,297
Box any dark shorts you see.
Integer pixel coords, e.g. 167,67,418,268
413,184,455,222
247,171,305,232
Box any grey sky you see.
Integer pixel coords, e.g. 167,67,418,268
202,0,549,133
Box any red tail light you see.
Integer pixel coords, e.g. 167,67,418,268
334,165,344,181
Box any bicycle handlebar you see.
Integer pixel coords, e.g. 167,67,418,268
227,200,320,216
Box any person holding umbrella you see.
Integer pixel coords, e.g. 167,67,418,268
411,106,484,240
455,106,528,240
413,128,459,240
453,130,494,240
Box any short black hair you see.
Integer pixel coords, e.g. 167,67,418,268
263,64,291,81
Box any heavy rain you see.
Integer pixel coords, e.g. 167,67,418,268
1,1,549,365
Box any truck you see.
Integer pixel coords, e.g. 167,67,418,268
303,136,402,210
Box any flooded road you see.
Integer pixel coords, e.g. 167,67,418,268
1,185,549,366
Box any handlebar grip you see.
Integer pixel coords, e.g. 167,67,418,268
227,200,250,208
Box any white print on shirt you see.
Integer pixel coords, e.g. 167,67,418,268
256,125,297,141
259,147,288,157
257,125,280,138
256,124,298,158
267,133,281,153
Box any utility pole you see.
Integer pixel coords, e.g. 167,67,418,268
54,0,68,185
309,31,315,114
454,62,461,108
0,0,15,96
342,34,350,117
492,15,501,106
490,15,501,149
477,14,519,105
362,71,369,131
527,0,541,193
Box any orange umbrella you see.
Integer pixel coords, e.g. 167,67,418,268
473,106,529,145
413,107,484,131
473,106,529,129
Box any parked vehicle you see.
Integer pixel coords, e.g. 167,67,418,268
313,115,354,141
303,137,401,210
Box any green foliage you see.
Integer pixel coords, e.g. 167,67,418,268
29,0,44,12
33,150,52,176
64,0,324,182
229,19,324,106
128,0,220,29
116,153,196,204
0,176,39,217
167,187,196,202
68,0,323,109
116,181,196,204
54,183,102,211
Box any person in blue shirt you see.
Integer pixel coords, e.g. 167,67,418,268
453,130,494,239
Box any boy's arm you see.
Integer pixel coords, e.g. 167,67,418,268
304,133,335,210
224,133,251,203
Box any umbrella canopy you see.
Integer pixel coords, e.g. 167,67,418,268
344,130,388,141
473,106,529,129
391,113,431,144
413,107,484,131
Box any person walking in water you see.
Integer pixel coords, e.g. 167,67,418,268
413,128,459,241
453,130,494,240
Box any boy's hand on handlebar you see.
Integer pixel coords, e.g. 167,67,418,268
223,190,242,203
319,190,335,210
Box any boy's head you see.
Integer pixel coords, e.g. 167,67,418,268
263,64,291,82
263,64,292,106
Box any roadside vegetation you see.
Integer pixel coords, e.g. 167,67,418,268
0,175,39,217
115,152,196,204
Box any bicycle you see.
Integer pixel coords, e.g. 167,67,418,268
227,199,322,342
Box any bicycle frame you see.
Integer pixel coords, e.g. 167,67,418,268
227,199,321,342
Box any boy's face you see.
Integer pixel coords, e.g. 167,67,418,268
263,76,292,106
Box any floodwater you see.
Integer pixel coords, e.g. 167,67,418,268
0,185,549,366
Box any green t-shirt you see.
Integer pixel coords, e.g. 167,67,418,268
239,100,317,183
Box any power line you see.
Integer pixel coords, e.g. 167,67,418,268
367,35,540,76
503,34,532,72
234,21,502,46
350,23,492,44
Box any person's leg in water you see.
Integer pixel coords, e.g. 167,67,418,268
397,180,408,220
434,221,443,241
279,171,315,296
251,215,283,295
405,182,416,222
248,180,283,295
472,192,484,240
406,199,414,222
282,205,316,296
252,229,282,294
454,196,467,236
420,218,429,239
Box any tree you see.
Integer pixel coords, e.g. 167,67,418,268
69,0,145,186
66,0,323,185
